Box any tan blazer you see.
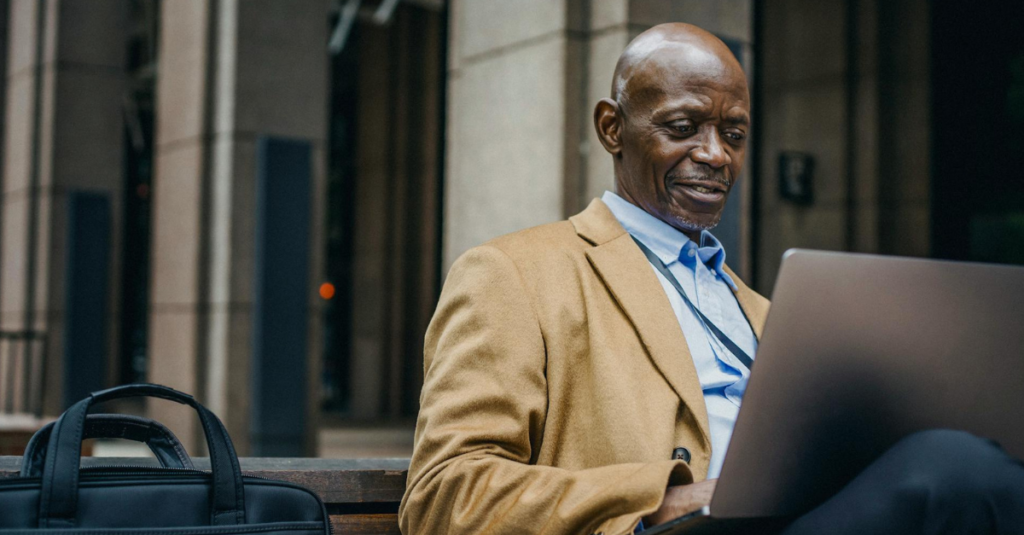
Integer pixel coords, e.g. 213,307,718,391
399,199,770,535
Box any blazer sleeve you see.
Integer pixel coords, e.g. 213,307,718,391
399,245,693,535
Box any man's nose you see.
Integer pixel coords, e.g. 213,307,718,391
690,129,730,168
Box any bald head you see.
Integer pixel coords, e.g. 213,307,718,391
593,22,751,240
611,23,747,110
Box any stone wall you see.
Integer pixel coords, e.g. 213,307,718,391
0,0,126,415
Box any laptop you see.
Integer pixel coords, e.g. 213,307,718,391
643,249,1024,534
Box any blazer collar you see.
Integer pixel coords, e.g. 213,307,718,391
571,198,768,445
570,197,627,247
570,199,767,319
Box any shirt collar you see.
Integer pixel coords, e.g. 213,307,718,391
601,191,737,290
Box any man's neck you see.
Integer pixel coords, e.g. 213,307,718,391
613,184,703,243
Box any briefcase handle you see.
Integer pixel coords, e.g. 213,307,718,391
36,383,246,529
20,413,195,476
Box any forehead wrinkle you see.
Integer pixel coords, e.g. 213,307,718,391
650,96,713,119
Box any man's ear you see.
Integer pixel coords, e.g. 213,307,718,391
593,98,624,156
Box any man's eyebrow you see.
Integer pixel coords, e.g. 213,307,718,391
652,100,711,120
723,114,750,126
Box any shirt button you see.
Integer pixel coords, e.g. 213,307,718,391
687,249,696,257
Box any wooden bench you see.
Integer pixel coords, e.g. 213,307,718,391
0,456,409,534
0,415,58,457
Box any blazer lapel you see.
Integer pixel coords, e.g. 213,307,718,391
573,200,712,445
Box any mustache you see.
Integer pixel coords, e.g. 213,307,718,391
666,170,732,188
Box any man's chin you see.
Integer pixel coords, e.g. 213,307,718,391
646,203,723,236
667,212,722,234
661,194,727,232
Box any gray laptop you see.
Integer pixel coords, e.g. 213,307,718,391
644,249,1024,534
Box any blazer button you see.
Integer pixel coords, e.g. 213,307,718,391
672,447,691,463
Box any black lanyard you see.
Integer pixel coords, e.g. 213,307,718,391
631,236,755,370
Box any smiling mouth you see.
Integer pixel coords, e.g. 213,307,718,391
677,180,729,194
688,184,724,194
670,178,731,205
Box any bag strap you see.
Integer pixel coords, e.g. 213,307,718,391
21,413,194,476
37,384,245,528
631,236,755,370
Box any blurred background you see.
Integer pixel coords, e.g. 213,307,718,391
0,0,1022,459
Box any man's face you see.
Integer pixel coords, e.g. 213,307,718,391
615,45,750,236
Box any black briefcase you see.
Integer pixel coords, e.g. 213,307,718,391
0,383,331,534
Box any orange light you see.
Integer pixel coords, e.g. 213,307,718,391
319,282,336,300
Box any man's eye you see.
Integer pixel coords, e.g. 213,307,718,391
724,131,746,142
669,123,695,134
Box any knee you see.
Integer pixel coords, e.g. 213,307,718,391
885,429,1023,506
890,429,998,465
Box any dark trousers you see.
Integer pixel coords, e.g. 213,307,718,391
781,429,1024,534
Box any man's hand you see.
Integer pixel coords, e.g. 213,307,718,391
644,479,718,527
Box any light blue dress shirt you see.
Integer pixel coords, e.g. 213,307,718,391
602,191,757,480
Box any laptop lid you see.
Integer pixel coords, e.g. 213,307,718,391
708,249,1024,519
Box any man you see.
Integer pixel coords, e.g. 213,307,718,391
399,23,1024,534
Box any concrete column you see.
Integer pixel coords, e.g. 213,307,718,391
0,0,126,415
444,0,587,269
444,0,754,272
149,0,327,454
